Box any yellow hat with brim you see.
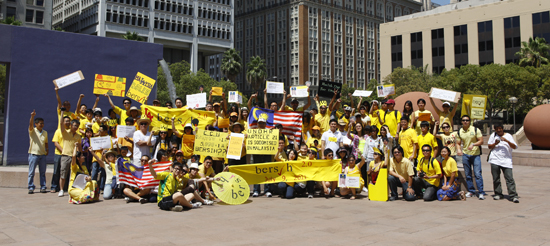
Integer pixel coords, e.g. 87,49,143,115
373,147,383,156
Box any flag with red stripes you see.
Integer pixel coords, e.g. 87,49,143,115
248,107,303,141
117,158,172,189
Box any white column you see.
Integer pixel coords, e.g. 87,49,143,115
148,0,155,43
97,0,106,36
191,0,199,73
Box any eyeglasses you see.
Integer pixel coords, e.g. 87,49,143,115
442,126,450,129
160,132,168,134
462,119,470,122
173,168,183,172
393,151,401,155
140,159,148,162
422,149,431,152
124,102,131,105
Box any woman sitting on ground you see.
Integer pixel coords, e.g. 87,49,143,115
436,146,466,201
367,147,387,186
91,149,118,200
68,144,101,204
340,152,366,200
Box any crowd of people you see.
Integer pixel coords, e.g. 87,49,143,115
25,85,520,212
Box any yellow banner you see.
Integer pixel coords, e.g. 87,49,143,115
93,74,126,97
228,159,342,184
141,105,216,131
126,72,156,104
461,94,487,120
245,129,279,155
194,130,228,158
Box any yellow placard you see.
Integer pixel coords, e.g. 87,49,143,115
93,74,126,97
245,129,279,155
461,94,487,120
212,87,223,96
471,108,485,120
227,134,245,159
193,130,228,158
472,97,486,108
418,112,431,122
126,72,156,104
368,168,388,202
228,159,342,184
218,118,230,128
141,105,216,132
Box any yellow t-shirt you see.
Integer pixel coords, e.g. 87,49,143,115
306,136,321,149
156,172,185,203
314,110,332,134
78,118,92,132
52,129,65,155
416,158,442,187
370,109,384,131
60,115,82,156
92,149,103,163
297,152,308,160
181,134,194,159
442,157,458,178
284,105,304,111
238,119,248,131
398,128,418,159
198,164,215,177
28,128,48,155
345,164,364,189
438,111,453,128
383,110,401,137
458,126,483,155
414,110,434,136
57,108,78,121
92,122,101,134
417,132,438,162
389,157,415,179
113,106,129,125
368,160,384,173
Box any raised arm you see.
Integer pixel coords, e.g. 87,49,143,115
92,94,100,110
279,90,289,111
433,120,441,139
356,96,363,111
222,92,228,117
148,159,158,179
248,93,257,110
357,151,366,169
171,117,183,138
237,103,242,122
104,94,116,109
89,147,105,168
55,86,62,109
263,88,268,109
429,97,442,116
75,94,84,115
450,96,460,118
29,110,36,132
208,90,213,103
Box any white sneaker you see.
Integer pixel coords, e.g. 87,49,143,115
266,192,273,197
308,194,313,199
326,188,331,195
513,198,519,203
465,192,473,198
478,194,485,200
192,202,203,209
252,192,259,197
58,190,64,197
171,205,183,212
362,187,369,193
203,199,214,205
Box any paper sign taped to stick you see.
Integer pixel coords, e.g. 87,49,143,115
429,88,461,103
93,74,126,97
266,81,284,94
116,125,136,139
212,87,223,96
126,72,156,104
246,129,279,155
227,133,245,160
318,80,342,98
53,70,85,89
290,86,309,98
228,91,243,103
377,84,395,98
186,93,207,109
352,90,373,97
91,136,112,150
193,130,228,158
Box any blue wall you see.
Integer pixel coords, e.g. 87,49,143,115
0,25,163,165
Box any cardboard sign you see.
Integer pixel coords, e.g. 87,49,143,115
227,133,245,160
116,125,136,139
228,91,243,103
318,80,342,98
377,84,395,98
53,70,85,89
461,94,487,120
91,136,112,150
429,88,460,103
218,118,230,128
417,112,431,122
212,87,223,96
186,93,207,109
93,74,126,97
193,130,228,158
245,129,279,155
368,168,388,202
290,86,309,98
126,72,156,104
352,90,373,97
266,81,284,94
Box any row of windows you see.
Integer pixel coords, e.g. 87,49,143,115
25,9,44,24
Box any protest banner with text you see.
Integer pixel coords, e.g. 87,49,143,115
141,105,216,131
245,128,279,155
53,70,85,89
227,133,245,160
461,94,487,120
429,87,461,103
91,136,112,150
93,74,126,97
126,72,156,104
318,80,342,98
186,93,207,109
194,130,229,158
266,81,284,94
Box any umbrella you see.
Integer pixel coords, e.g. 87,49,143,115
212,172,250,205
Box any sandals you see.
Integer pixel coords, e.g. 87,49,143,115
350,196,356,200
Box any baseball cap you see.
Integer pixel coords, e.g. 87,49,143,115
443,101,451,106
387,99,395,104
230,112,238,117
338,119,347,126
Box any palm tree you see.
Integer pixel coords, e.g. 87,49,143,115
246,56,267,92
515,37,550,68
0,17,22,26
122,31,145,41
220,49,242,83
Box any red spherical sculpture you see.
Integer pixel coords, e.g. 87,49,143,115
523,104,550,148
394,92,443,116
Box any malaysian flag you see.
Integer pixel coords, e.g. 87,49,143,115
248,107,303,141
117,158,172,189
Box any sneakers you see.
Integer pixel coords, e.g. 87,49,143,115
308,194,313,199
171,205,183,212
465,192,473,198
40,188,47,193
252,192,259,197
389,196,396,201
125,197,130,203
459,191,466,201
362,187,369,193
28,190,34,194
265,192,273,197
513,198,519,203
192,202,203,209
58,190,64,197
478,194,485,200
493,195,501,200
139,198,147,204
203,199,214,205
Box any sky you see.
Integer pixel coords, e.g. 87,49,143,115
431,0,450,5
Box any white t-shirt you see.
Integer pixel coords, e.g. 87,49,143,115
363,136,383,160
488,133,516,168
133,130,157,166
360,115,371,126
321,129,342,158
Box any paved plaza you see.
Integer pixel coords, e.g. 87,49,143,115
1,160,550,245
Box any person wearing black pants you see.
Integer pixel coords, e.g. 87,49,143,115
413,144,442,201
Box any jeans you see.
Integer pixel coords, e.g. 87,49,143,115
413,177,437,201
104,183,113,199
91,162,106,190
277,182,295,198
252,154,274,194
51,154,62,191
388,175,416,201
294,181,315,196
28,154,47,190
253,184,273,194
491,164,518,199
462,154,485,195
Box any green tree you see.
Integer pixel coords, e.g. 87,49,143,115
157,61,191,103
122,31,145,41
246,56,267,92
220,48,242,83
515,37,550,68
0,17,22,26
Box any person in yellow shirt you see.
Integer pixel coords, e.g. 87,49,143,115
340,153,366,200
297,144,308,160
199,156,217,200
58,109,82,198
28,110,48,194
387,146,416,201
436,147,466,201
227,122,247,165
379,99,401,137
430,97,460,129
280,91,311,111
306,126,322,150
51,116,71,193
416,121,438,163
369,100,383,130
78,109,94,134
171,118,195,160
313,92,338,134
276,145,296,199
75,94,99,120
413,144,442,201
398,116,418,162
412,98,435,136
105,94,132,124
54,86,78,123
456,115,485,200
69,145,100,204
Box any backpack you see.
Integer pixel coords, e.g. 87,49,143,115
384,110,399,122
419,157,442,174
457,126,482,155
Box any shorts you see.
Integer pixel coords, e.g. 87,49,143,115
157,187,195,211
60,155,72,178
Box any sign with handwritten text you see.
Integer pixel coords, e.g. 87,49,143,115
194,130,229,158
126,72,156,104
245,129,279,155
429,87,460,103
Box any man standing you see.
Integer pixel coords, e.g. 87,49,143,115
381,99,401,138
133,115,157,166
398,116,418,162
321,119,343,159
51,116,70,193
416,121,438,163
105,94,132,124
488,123,519,203
28,110,48,194
58,108,82,197
252,114,275,197
457,115,485,200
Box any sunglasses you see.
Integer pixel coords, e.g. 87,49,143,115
140,123,148,126
124,102,131,105
462,119,470,122
422,149,431,152
393,151,401,155
442,126,450,129
160,132,168,134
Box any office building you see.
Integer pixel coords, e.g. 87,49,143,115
0,0,52,29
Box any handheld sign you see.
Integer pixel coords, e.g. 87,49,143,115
318,80,342,98
266,81,284,94
245,129,279,155
228,91,243,103
93,74,126,97
429,88,460,103
53,70,85,89
194,130,228,158
212,87,223,96
91,136,112,150
227,133,245,160
126,72,156,104
116,125,136,139
186,93,207,109
461,94,487,120
377,84,395,98
290,86,309,98
352,90,373,97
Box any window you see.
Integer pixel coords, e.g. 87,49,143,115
26,10,34,23
7,7,16,19
36,11,44,24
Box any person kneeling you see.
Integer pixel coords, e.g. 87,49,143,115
387,146,416,201
413,145,442,201
339,153,366,200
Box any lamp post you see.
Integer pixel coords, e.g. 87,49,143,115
509,97,518,133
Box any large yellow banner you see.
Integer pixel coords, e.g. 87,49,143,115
194,130,228,158
93,74,126,97
126,72,156,104
245,129,279,155
141,105,216,131
228,159,341,184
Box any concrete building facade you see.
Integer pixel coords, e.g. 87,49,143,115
380,0,550,78
52,0,234,72
0,0,52,29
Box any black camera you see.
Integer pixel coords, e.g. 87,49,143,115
418,171,426,178
60,107,66,111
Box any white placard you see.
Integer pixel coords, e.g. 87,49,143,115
186,93,207,109
228,91,243,103
72,174,88,190
346,175,360,188
377,84,395,98
290,86,309,98
352,90,373,97
53,70,85,89
266,81,284,94
116,125,136,139
227,133,245,160
91,136,112,150
429,88,461,103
